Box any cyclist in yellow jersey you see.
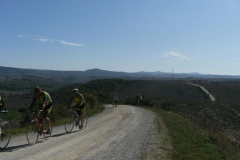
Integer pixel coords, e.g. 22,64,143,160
66,89,86,129
0,96,4,108
28,87,53,133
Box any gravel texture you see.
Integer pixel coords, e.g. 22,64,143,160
0,105,154,160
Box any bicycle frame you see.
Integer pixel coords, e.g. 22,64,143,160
72,108,78,117
31,111,44,134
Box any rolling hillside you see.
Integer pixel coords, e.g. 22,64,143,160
1,66,239,84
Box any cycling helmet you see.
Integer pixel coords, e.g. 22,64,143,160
73,88,78,93
34,87,42,93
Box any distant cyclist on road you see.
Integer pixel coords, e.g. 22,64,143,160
28,87,53,134
113,94,118,107
137,94,143,106
66,89,86,129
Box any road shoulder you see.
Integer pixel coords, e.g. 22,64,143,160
140,109,172,160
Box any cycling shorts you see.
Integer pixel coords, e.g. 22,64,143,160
43,106,52,115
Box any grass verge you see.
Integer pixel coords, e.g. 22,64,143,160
147,107,240,160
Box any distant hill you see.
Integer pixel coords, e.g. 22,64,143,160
0,66,239,84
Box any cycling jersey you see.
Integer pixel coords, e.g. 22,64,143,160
72,93,86,108
33,91,53,108
0,101,3,107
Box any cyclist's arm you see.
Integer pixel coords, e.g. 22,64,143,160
66,98,73,109
41,93,47,110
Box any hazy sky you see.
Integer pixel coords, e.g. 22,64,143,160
0,0,239,75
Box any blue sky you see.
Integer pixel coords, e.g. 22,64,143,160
0,0,239,75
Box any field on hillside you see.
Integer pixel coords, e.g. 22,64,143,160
194,80,240,101
4,97,32,110
111,80,206,102
0,79,67,95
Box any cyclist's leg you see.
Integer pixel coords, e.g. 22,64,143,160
78,109,84,127
35,113,42,132
43,107,52,129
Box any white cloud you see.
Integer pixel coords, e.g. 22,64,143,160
18,34,85,47
59,40,85,47
18,35,28,38
36,38,55,42
163,51,191,61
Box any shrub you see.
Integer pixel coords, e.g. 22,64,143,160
85,94,98,108
161,99,177,111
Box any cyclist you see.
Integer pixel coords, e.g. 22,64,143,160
113,94,118,107
28,87,53,134
0,96,4,109
137,94,143,106
66,89,86,129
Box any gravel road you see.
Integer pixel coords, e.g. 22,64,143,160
0,105,154,160
187,82,216,101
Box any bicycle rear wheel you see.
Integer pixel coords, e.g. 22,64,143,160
26,121,39,145
0,122,12,149
65,114,74,133
80,112,88,130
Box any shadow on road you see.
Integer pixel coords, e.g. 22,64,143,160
51,130,79,138
0,144,30,152
107,106,115,109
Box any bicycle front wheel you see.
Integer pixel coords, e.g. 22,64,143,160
26,121,39,145
0,122,12,149
65,114,74,133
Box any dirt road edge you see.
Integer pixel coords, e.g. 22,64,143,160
140,110,172,160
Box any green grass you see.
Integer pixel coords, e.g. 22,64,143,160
1,110,22,120
85,104,105,117
148,107,240,160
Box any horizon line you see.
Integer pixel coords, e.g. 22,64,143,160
0,65,239,77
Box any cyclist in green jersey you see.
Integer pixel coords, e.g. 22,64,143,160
28,87,53,133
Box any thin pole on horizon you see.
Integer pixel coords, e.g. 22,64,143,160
172,68,174,80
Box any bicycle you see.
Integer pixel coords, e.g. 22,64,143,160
65,107,88,133
26,110,52,145
0,108,11,149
